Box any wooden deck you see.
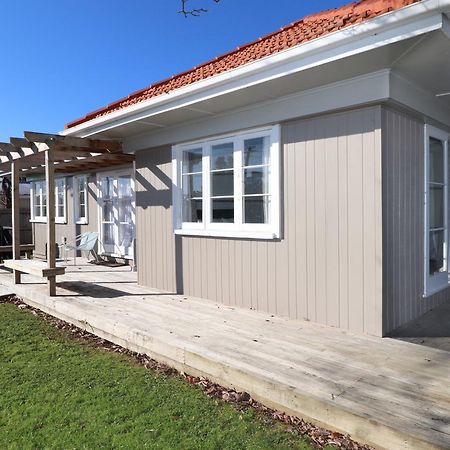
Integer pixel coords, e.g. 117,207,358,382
0,259,448,450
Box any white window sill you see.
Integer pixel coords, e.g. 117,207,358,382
75,219,88,225
174,228,280,240
30,218,67,224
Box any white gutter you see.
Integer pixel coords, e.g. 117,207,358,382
61,0,450,138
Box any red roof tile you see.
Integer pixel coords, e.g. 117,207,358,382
65,0,419,129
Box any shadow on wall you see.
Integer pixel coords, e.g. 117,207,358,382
135,147,183,293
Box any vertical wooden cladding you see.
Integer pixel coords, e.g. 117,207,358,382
382,108,449,335
283,107,382,336
136,106,383,336
135,146,176,292
33,176,98,257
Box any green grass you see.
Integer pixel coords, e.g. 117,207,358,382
0,303,318,450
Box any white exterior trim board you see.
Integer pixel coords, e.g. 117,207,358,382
127,70,390,151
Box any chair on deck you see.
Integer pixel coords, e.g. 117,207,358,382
60,232,100,265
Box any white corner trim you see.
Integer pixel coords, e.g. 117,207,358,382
61,1,447,138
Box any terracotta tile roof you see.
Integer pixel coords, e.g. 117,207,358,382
65,0,419,129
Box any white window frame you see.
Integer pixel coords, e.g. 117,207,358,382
30,178,67,224
96,168,136,260
73,175,89,225
30,180,47,223
172,125,280,239
55,178,67,224
424,124,450,297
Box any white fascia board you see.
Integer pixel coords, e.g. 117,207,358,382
126,70,390,151
61,0,448,138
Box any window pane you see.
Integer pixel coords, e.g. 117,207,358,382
103,223,114,245
243,137,270,167
101,177,113,198
429,230,446,275
80,205,85,218
212,171,234,197
429,186,444,229
244,196,270,224
103,200,113,222
119,222,134,251
34,185,41,217
211,142,233,170
119,200,132,223
42,190,47,217
58,205,64,218
183,174,202,198
183,148,202,173
429,138,444,183
212,198,234,223
118,176,132,198
78,177,86,193
183,199,203,223
244,167,269,195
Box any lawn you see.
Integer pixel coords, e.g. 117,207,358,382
0,303,318,450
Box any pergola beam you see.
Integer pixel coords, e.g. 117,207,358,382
10,137,33,149
0,142,24,158
2,128,133,297
24,131,122,153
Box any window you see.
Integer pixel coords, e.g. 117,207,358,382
55,178,66,223
30,178,66,223
172,126,280,239
424,125,450,296
74,175,88,224
31,181,47,222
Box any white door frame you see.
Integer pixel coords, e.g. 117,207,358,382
97,168,135,260
424,124,450,296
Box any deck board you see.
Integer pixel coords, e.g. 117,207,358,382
0,259,448,450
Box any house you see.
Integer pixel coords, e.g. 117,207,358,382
7,0,450,337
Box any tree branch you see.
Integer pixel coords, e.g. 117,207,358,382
179,0,221,17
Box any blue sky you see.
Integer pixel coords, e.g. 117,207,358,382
0,0,346,141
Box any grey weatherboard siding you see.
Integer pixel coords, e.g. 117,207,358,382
382,107,450,335
135,106,384,336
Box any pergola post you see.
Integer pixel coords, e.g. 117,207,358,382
11,161,21,284
45,148,56,296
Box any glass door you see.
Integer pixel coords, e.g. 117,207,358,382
425,125,449,295
117,175,134,257
98,172,135,259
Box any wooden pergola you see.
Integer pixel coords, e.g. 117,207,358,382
0,131,134,296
